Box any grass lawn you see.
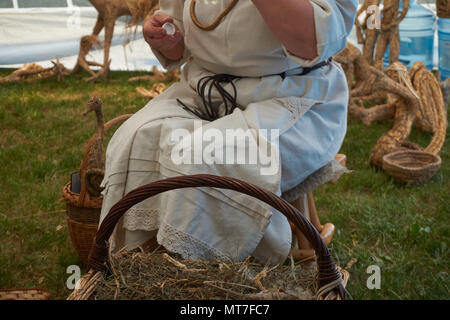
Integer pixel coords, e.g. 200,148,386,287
0,69,448,300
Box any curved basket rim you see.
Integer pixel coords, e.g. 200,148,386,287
88,174,346,299
382,150,442,172
62,183,102,209
0,288,51,300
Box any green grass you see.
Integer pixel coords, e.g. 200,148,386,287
0,69,448,300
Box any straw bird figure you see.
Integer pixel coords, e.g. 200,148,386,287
82,97,106,197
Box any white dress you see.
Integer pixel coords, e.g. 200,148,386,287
99,0,358,265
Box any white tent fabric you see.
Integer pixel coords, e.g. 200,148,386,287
0,1,438,71
0,1,162,71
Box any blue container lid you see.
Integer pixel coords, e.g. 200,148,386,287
438,17,450,29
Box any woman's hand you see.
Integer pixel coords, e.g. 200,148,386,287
143,12,185,61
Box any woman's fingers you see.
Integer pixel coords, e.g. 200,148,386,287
143,12,182,51
144,26,165,40
144,13,178,39
151,13,174,27
143,12,184,55
148,31,182,51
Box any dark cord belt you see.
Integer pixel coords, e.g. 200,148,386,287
177,58,332,121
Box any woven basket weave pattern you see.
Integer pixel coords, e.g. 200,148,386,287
62,114,132,264
382,150,442,184
0,289,50,300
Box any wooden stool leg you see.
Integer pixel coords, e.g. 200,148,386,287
307,192,335,245
289,192,336,261
289,194,315,260
307,192,323,232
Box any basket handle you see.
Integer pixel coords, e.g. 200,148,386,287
77,114,133,206
88,174,346,299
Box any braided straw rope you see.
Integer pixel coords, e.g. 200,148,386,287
190,0,239,31
87,174,346,299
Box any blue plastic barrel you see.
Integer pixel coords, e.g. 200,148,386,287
438,18,450,80
384,0,436,70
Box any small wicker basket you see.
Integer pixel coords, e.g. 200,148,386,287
62,114,132,264
0,288,50,300
69,174,348,300
382,150,442,184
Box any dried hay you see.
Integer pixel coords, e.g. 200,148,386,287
129,66,181,83
0,62,68,84
136,83,167,98
90,249,320,300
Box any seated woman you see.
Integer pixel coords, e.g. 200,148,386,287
99,0,357,265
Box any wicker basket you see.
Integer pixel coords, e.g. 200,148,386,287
0,289,50,300
69,174,348,300
437,0,450,18
62,114,132,264
382,150,442,184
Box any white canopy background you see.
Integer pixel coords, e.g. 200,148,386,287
0,0,162,71
0,0,438,71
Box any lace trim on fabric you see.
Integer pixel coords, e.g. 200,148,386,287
122,207,160,231
282,160,351,202
157,221,232,263
274,96,313,120
122,207,232,262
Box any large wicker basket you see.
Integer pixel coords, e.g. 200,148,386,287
62,114,132,264
69,174,348,300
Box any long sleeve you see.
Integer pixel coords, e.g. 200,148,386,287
150,0,191,70
284,0,358,67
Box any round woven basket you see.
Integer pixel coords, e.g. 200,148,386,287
382,150,442,184
437,0,450,18
0,288,50,300
69,174,348,300
62,114,132,264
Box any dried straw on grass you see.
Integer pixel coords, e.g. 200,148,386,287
91,249,319,300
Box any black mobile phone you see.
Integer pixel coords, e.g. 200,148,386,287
70,171,81,194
